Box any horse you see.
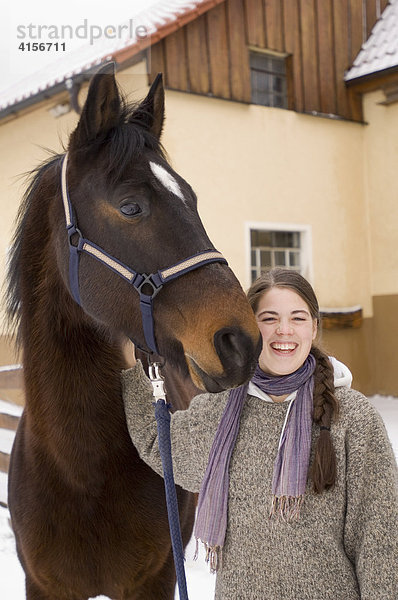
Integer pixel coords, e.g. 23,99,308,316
6,63,261,600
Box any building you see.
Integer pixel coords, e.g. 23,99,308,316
0,0,397,395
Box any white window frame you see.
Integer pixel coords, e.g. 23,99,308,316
245,222,313,289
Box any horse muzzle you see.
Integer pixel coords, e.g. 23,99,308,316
185,327,262,392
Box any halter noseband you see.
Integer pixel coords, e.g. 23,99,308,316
60,153,228,355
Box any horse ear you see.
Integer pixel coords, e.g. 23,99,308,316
71,62,121,147
130,73,165,139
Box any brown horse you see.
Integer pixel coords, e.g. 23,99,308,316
6,64,260,600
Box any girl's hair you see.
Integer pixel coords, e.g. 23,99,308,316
247,268,339,494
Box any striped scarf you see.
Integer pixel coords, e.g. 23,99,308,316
194,354,316,572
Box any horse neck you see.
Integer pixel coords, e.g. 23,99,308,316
21,275,131,490
18,167,128,468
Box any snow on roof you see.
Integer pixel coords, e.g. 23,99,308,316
319,305,362,314
0,0,220,113
345,0,398,82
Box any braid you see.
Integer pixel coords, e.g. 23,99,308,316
311,346,340,494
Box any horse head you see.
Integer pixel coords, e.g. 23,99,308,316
55,63,260,391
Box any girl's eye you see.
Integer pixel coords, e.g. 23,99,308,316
120,202,141,217
293,317,306,321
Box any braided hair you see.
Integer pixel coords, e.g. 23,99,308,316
247,268,339,493
310,345,339,492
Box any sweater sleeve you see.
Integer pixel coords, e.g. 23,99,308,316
121,361,229,493
342,391,398,599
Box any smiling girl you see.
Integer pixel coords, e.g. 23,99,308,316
122,268,398,600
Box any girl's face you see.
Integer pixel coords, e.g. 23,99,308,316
255,287,318,376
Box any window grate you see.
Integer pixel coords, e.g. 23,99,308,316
250,229,302,282
250,51,288,109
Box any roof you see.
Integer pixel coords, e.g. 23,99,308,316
345,0,398,82
0,0,224,115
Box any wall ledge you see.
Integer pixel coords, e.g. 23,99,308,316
320,306,363,329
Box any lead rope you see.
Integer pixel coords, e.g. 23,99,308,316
149,362,190,600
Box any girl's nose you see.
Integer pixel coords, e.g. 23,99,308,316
276,320,293,335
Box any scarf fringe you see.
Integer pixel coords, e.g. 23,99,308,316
269,495,304,522
194,538,221,573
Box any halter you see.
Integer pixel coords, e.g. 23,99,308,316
60,153,228,354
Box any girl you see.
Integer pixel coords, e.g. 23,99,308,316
122,268,398,599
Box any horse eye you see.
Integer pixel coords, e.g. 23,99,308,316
120,202,141,217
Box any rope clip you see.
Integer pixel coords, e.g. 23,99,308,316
148,362,166,402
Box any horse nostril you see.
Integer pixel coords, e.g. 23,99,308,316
214,328,249,370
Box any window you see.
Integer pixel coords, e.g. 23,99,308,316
249,50,288,109
250,229,302,283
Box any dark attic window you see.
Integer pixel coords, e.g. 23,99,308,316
250,50,288,109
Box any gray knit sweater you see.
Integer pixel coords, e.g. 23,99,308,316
122,362,398,600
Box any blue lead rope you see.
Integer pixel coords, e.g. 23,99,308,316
150,364,189,600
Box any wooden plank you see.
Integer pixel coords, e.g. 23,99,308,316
226,0,251,102
380,0,389,14
316,0,337,114
264,0,284,51
333,0,350,118
321,307,363,329
207,3,231,98
186,15,210,94
299,0,320,112
244,0,266,48
285,55,296,110
346,70,398,94
164,28,189,90
349,0,364,64
347,87,364,121
283,0,304,112
366,0,378,38
148,41,166,84
0,412,19,431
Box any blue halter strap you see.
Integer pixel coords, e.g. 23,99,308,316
61,153,228,354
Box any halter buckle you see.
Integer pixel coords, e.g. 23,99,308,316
133,273,163,300
67,224,83,249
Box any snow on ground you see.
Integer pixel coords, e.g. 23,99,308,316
0,472,7,506
0,395,397,599
0,428,15,455
369,395,398,461
0,399,23,417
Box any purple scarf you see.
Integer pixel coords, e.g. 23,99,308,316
194,354,316,572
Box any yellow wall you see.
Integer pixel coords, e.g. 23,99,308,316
0,95,76,325
362,90,398,296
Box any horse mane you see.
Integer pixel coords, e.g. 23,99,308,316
5,153,61,345
5,93,167,345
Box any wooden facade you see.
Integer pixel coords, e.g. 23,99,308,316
148,0,389,121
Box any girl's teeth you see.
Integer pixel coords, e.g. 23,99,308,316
272,344,295,351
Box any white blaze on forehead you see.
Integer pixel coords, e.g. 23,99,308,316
149,161,185,203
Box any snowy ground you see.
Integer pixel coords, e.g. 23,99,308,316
0,395,397,599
